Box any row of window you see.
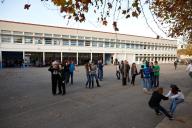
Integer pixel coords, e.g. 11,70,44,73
0,35,177,51
135,57,176,61
135,54,176,57
1,30,177,47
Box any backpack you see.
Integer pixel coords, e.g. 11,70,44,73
143,67,150,78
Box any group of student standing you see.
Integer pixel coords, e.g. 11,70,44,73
116,60,160,92
116,60,185,120
48,60,76,96
84,60,104,88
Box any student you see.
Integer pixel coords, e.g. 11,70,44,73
85,61,91,88
138,65,145,92
131,63,138,86
90,61,100,88
186,60,192,78
153,61,160,87
165,84,184,115
48,61,62,95
97,60,104,81
143,62,151,91
148,87,174,120
174,61,178,70
69,61,75,84
116,61,121,80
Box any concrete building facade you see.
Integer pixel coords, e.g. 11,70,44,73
0,20,177,67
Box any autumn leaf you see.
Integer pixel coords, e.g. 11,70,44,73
24,4,31,10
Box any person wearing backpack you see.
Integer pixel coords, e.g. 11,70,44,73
143,62,151,91
153,61,160,87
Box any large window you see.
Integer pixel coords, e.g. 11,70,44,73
98,42,103,47
34,37,43,44
110,43,115,48
45,38,52,45
53,39,61,45
13,36,22,43
126,44,130,48
105,42,110,48
63,39,69,46
78,40,84,46
70,40,77,46
85,41,90,46
1,35,11,43
25,36,33,44
92,41,97,47
121,43,125,48
116,43,120,48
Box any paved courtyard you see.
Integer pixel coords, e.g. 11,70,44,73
0,64,191,128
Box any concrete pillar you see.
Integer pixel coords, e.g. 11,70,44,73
76,52,78,65
0,51,2,69
61,52,63,63
23,51,25,68
43,52,45,66
103,53,105,64
91,52,92,62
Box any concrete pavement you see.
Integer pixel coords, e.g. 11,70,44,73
155,91,192,128
0,64,191,128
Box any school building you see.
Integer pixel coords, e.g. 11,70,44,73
0,20,177,67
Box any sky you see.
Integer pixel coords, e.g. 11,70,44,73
0,0,172,39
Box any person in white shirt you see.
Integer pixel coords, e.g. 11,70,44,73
165,84,184,115
186,60,192,78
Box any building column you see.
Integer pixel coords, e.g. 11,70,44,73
0,51,2,69
91,52,92,62
103,53,105,64
43,52,45,66
61,52,63,63
22,51,25,68
76,52,78,65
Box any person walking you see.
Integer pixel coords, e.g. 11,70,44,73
148,87,174,120
121,60,130,86
165,84,184,115
97,60,104,81
48,60,62,95
85,61,91,88
186,60,192,78
63,61,70,85
116,61,121,80
153,61,160,87
60,64,66,95
174,61,178,70
69,61,75,84
131,63,138,86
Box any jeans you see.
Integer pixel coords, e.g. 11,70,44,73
170,98,184,114
69,71,73,84
98,69,103,80
154,75,159,87
85,74,91,88
144,78,151,90
141,78,145,88
152,105,172,118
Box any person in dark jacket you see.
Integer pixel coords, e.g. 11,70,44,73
148,87,174,120
48,61,62,95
